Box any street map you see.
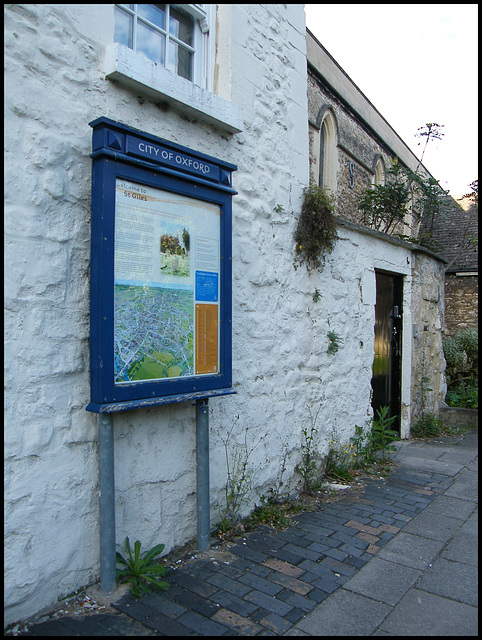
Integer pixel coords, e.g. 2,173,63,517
114,284,193,382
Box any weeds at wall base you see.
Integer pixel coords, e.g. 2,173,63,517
411,416,470,439
213,405,402,542
212,453,398,544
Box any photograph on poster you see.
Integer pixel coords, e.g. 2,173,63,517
114,180,220,384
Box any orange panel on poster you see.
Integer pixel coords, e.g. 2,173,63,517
195,304,218,374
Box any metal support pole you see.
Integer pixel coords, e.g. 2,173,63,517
98,412,116,593
196,398,210,552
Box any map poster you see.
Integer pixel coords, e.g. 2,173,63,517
114,179,220,384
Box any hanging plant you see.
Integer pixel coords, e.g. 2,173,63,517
294,183,337,272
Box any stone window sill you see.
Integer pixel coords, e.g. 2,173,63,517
104,44,243,134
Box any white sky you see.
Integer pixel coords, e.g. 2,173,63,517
304,3,478,196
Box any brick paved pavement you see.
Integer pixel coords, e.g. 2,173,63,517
10,428,477,636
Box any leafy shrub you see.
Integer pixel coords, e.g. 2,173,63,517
358,167,410,233
327,331,344,355
215,418,262,532
412,412,445,438
443,328,478,386
445,381,478,409
443,329,478,409
243,492,300,530
369,406,400,460
326,408,400,481
296,423,324,494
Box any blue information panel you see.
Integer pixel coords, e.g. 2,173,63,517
87,118,236,413
196,271,219,302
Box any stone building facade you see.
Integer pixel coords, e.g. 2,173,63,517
306,30,446,427
4,5,446,626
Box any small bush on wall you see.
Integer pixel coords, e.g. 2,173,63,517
294,183,337,272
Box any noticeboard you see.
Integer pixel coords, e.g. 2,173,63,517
87,118,237,413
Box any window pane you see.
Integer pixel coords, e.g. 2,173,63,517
169,6,193,46
168,40,193,80
137,21,165,65
137,4,166,30
115,6,133,48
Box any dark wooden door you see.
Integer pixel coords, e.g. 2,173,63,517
372,271,403,433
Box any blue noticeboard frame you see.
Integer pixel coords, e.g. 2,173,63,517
87,117,237,413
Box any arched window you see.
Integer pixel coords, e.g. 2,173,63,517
318,109,337,194
373,156,385,186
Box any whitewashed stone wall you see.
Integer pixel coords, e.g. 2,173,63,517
4,4,445,628
4,3,310,625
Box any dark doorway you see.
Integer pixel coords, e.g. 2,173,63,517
372,271,403,433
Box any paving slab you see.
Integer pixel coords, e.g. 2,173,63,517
459,508,478,535
444,469,478,501
422,494,477,520
342,556,421,606
378,587,478,636
20,620,79,636
376,531,445,570
393,442,454,459
401,504,465,541
294,589,391,636
467,458,478,472
442,528,478,567
391,455,464,476
416,557,478,606
437,448,479,466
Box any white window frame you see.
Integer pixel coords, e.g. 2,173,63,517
114,4,211,89
105,4,243,133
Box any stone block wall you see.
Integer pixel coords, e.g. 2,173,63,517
444,274,478,336
307,74,394,226
410,251,447,425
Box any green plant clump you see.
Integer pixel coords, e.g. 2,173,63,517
295,406,325,494
327,331,344,355
445,381,478,409
358,124,447,244
215,417,265,533
326,407,400,481
443,329,478,382
358,162,411,234
412,413,445,438
325,439,358,482
243,492,301,531
116,537,170,597
369,406,400,460
294,183,337,272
